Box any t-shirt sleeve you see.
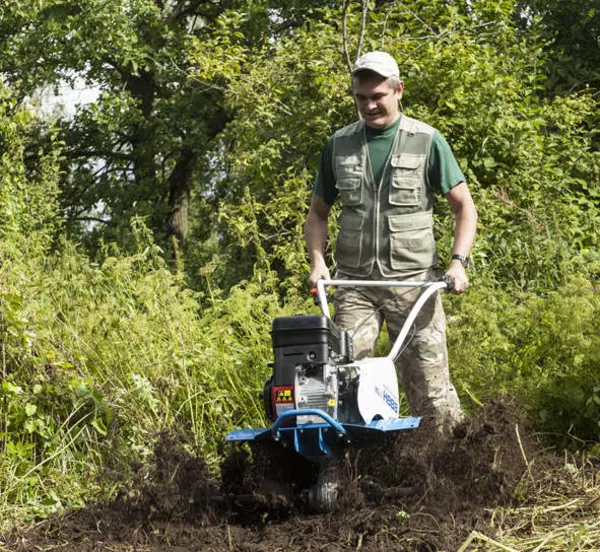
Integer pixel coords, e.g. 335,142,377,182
313,136,338,205
427,130,466,195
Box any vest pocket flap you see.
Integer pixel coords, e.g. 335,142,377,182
339,211,365,230
335,177,361,190
388,212,433,233
391,153,426,170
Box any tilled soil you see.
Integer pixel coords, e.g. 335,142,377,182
5,401,554,552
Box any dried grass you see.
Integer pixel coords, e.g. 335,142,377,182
459,455,600,551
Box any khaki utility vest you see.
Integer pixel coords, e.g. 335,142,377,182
332,115,438,277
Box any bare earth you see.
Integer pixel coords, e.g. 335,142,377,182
4,402,567,552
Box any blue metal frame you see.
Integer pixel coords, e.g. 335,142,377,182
226,409,421,462
271,409,347,436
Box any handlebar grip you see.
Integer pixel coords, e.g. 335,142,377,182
310,288,319,305
440,274,454,291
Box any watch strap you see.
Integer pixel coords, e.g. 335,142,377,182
451,254,470,268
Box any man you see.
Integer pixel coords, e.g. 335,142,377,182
304,51,477,436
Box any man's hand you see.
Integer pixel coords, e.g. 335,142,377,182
445,261,469,295
308,261,331,289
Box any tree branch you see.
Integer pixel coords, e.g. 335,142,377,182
380,4,394,49
166,0,190,25
400,20,499,64
67,149,133,161
71,215,110,225
90,163,134,179
166,0,207,26
341,0,353,74
355,0,370,60
397,3,436,35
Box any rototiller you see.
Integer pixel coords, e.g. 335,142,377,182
226,277,451,512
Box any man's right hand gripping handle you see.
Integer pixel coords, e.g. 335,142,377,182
307,261,331,289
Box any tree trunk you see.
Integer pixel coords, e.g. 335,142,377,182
126,71,158,206
167,146,196,246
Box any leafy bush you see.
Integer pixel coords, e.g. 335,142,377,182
447,268,600,447
0,85,299,523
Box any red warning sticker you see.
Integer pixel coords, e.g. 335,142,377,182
274,386,294,404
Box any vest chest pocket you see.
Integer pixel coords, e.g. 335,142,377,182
389,153,425,206
335,177,363,206
388,212,436,271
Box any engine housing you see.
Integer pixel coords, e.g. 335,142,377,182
267,315,352,423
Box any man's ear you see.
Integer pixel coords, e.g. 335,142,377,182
396,82,405,99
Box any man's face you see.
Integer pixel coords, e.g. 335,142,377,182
353,76,404,129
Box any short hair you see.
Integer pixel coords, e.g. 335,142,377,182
386,76,402,89
351,69,402,91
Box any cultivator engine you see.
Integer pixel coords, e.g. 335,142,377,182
226,278,450,512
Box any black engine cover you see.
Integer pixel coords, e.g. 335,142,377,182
271,315,352,386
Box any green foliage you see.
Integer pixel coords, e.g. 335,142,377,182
0,82,298,524
0,216,311,525
0,99,309,519
186,7,353,289
193,0,599,294
0,87,62,254
515,0,600,95
447,271,600,446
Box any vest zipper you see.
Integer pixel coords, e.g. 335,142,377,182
363,125,379,275
364,121,403,275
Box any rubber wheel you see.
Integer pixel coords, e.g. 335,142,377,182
308,461,340,513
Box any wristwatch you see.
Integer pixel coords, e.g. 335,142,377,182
451,254,470,269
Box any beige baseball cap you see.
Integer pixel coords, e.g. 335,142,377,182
351,51,400,79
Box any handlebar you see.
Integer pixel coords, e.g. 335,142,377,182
312,276,453,362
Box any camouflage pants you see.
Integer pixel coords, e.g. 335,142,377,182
333,269,464,434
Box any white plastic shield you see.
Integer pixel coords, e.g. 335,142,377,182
354,357,400,423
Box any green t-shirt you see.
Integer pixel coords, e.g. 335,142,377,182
314,117,465,205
